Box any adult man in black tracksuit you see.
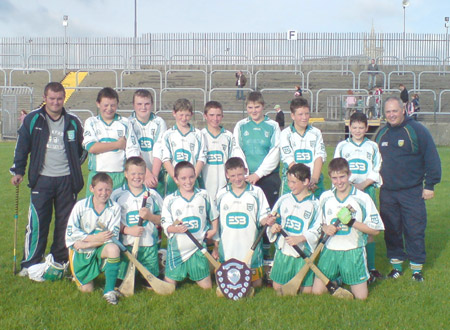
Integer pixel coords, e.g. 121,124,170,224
10,82,85,276
375,96,441,282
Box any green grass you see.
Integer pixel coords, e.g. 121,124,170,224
0,142,448,329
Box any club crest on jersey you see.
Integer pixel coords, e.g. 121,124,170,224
264,131,269,138
398,140,404,147
66,225,72,236
244,131,249,136
176,210,182,217
151,129,155,136
327,209,333,215
222,144,227,151
310,141,316,148
382,142,388,146
223,205,229,211
190,143,195,151
216,258,252,301
198,206,204,214
118,130,124,137
304,210,311,219
67,130,75,141
247,204,254,211
370,214,380,224
367,152,372,160
282,146,290,154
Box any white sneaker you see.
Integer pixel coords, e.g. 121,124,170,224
18,268,29,277
103,291,120,305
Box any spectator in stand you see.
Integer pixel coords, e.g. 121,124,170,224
345,90,357,119
374,87,383,119
399,84,409,108
294,85,303,98
274,104,285,130
368,59,379,90
410,94,420,121
235,71,247,100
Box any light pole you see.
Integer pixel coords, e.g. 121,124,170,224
134,0,138,39
62,15,69,74
402,1,410,73
445,17,449,70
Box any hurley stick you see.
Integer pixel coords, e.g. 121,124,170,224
13,185,19,275
119,192,149,297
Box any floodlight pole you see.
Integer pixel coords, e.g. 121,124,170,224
402,5,407,73
63,15,69,75
445,17,449,70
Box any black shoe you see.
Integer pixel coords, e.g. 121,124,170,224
370,269,383,279
387,269,403,279
412,272,424,282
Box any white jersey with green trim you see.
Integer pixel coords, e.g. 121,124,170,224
201,127,233,201
334,137,382,187
318,186,384,251
129,113,167,171
110,184,163,247
159,124,207,167
280,123,326,174
215,183,271,268
161,188,218,269
83,115,140,172
232,116,280,178
65,197,121,254
267,193,321,257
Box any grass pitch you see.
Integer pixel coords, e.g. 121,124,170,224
0,142,448,329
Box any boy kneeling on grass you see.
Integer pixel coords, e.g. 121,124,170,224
161,161,218,289
312,158,384,300
65,173,122,305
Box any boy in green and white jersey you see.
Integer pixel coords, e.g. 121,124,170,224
110,157,163,282
280,97,326,198
312,158,384,300
161,161,218,289
213,157,274,288
201,101,233,203
128,89,167,195
157,99,207,196
268,163,321,293
334,112,383,282
83,88,140,196
65,173,122,304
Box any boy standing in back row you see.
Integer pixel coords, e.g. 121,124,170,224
334,112,383,283
83,87,140,196
128,89,167,195
201,101,233,202
157,99,207,196
280,97,326,198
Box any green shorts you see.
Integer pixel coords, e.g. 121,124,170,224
118,245,159,280
165,250,210,282
364,185,378,207
270,249,314,286
281,172,324,199
69,245,107,286
317,247,369,285
86,171,125,197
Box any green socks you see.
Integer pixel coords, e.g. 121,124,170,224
410,262,423,274
104,257,120,294
390,258,403,272
366,242,376,270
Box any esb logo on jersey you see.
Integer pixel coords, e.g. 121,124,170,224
183,216,201,233
139,137,154,152
285,215,304,234
348,159,368,174
294,149,312,163
174,149,192,162
206,151,224,165
126,211,141,226
226,212,249,229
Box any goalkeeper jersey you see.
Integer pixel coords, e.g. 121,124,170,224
232,116,280,178
110,184,163,247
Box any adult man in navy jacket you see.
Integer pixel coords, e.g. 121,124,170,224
375,97,441,282
10,82,85,277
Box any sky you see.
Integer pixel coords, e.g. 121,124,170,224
0,0,449,38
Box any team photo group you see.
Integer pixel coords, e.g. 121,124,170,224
10,81,441,304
